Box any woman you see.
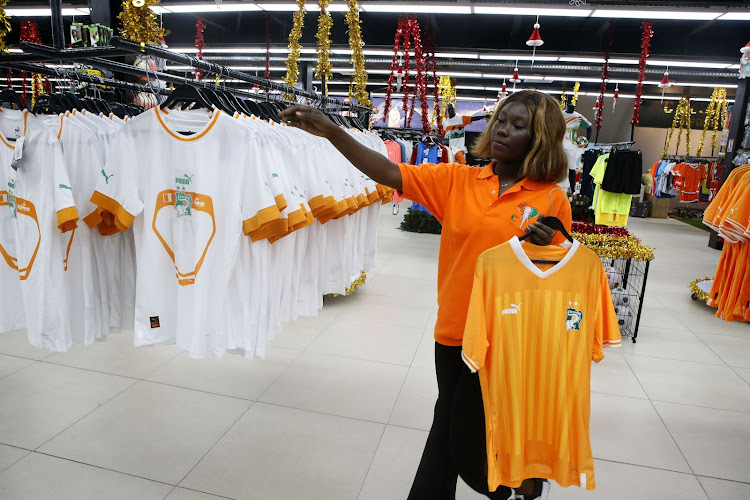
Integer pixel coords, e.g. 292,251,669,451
280,90,571,499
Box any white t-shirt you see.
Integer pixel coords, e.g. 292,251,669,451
0,110,78,352
562,111,591,171
86,108,282,357
443,114,472,152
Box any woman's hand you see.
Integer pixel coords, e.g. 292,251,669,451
279,105,339,138
524,213,555,246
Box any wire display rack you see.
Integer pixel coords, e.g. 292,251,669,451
602,256,650,342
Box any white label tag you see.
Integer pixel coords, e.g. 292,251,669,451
392,204,400,215
10,136,24,171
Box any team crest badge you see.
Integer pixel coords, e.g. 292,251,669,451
566,307,583,331
510,202,539,228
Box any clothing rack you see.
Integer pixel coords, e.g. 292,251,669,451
588,141,635,151
661,155,718,163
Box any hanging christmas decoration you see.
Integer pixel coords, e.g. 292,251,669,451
424,24,443,136
193,16,206,82
283,0,306,90
525,16,544,68
571,81,580,107
662,96,692,157
19,21,43,108
560,82,567,110
119,0,169,46
509,63,521,92
595,25,612,132
411,20,429,133
612,84,619,112
345,0,371,107
658,67,672,102
593,100,600,112
400,17,412,126
631,21,653,126
438,75,456,117
697,87,728,157
6,69,12,90
265,16,272,82
0,0,10,55
314,0,333,95
740,41,750,79
499,80,508,99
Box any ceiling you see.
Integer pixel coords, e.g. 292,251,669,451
5,1,749,103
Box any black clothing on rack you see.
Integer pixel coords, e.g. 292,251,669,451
602,149,643,195
580,149,599,197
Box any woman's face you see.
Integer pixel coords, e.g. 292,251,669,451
490,101,532,162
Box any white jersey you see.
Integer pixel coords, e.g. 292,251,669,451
0,110,78,351
86,108,282,357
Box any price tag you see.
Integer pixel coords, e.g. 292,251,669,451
10,136,24,171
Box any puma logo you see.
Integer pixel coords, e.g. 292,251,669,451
58,184,71,190
184,174,193,183
501,303,521,316
101,169,114,184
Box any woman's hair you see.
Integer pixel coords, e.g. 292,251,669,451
470,90,568,183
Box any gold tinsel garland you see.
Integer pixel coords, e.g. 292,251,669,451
572,233,655,262
662,96,692,157
689,277,712,303
571,81,580,107
697,88,728,157
314,0,333,95
345,0,371,107
326,271,367,297
438,75,456,118
119,0,169,46
0,0,10,55
284,0,306,91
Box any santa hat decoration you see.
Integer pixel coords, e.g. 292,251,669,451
612,84,619,112
593,100,600,112
658,68,672,102
526,16,544,68
500,80,508,98
509,64,522,93
740,41,750,54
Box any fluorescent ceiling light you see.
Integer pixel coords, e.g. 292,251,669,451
543,76,604,83
727,64,740,70
559,57,606,64
162,3,261,12
474,6,591,17
434,52,479,60
455,85,486,90
481,73,511,79
479,55,559,62
361,3,471,14
6,7,90,16
440,71,483,78
718,12,750,20
591,9,721,20
647,59,732,69
608,58,640,65
167,65,286,71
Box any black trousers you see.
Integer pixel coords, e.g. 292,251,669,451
407,343,512,500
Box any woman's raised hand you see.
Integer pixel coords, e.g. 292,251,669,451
279,105,339,138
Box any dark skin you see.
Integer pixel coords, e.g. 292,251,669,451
279,103,555,245
281,103,546,496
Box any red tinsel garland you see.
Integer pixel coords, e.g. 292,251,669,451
572,221,631,237
411,22,429,134
401,17,412,127
631,21,653,127
382,21,403,125
20,21,42,108
595,25,613,131
265,16,272,82
424,24,443,137
194,16,206,81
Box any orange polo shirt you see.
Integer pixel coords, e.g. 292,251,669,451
399,162,573,346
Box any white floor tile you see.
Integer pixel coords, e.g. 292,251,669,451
637,303,688,331
333,292,435,330
44,331,183,379
165,487,232,500
590,350,648,399
589,393,691,472
0,362,133,449
181,403,383,500
0,453,173,500
655,402,750,483
621,327,724,364
359,273,437,307
260,351,407,423
626,355,750,413
268,315,334,350
38,381,251,485
0,330,54,360
359,425,427,500
388,367,438,431
0,444,28,473
308,316,423,366
696,333,750,368
0,353,34,380
411,331,436,370
378,254,440,281
677,307,750,337
146,347,299,400
697,476,750,499
736,367,750,385
546,460,708,500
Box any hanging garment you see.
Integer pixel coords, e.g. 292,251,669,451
444,114,473,151
461,237,621,493
601,149,642,195
589,154,631,227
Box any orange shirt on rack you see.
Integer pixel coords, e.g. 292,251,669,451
398,162,572,346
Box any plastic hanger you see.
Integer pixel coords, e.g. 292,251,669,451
160,84,213,111
518,216,574,264
32,94,64,114
0,88,25,110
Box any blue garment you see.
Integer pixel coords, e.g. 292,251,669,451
413,142,441,165
412,203,431,213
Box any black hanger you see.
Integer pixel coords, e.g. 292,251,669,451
161,84,213,111
32,94,64,114
243,99,265,118
0,88,24,110
257,101,280,122
518,216,574,243
201,88,233,114
109,102,129,119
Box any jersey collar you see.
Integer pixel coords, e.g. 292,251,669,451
477,162,550,191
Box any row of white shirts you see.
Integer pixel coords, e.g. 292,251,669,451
0,105,393,358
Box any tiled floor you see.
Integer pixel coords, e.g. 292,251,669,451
1,209,749,499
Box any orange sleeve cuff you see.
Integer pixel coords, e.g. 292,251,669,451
243,204,283,236
57,206,79,233
89,191,135,232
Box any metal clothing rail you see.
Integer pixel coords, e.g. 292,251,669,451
109,37,370,113
0,61,170,96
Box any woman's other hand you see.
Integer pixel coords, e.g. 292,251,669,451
524,213,555,246
279,105,339,138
